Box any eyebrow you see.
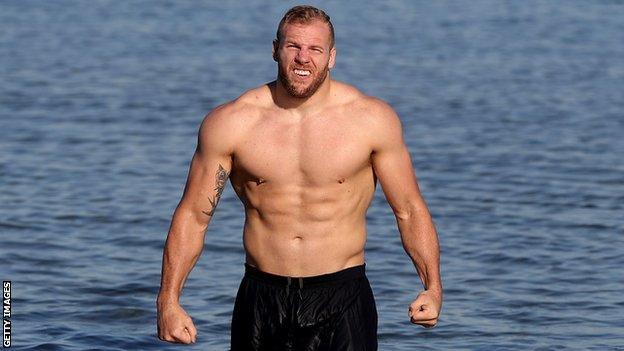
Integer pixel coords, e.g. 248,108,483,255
285,41,324,51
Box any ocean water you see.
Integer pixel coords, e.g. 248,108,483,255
1,1,623,350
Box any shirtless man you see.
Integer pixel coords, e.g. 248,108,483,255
157,5,442,350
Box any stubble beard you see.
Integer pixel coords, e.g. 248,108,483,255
278,61,329,99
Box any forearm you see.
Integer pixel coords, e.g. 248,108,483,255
157,205,209,306
396,208,442,296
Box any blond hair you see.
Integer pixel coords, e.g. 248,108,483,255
276,5,335,48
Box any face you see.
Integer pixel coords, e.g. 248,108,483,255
273,20,336,99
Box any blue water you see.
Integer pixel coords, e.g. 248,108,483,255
1,1,623,350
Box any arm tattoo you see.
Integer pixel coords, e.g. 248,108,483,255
202,164,229,217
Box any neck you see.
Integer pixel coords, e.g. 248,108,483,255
271,73,332,114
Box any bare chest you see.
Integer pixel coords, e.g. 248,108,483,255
232,114,372,186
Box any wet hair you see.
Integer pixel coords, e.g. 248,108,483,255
276,5,335,48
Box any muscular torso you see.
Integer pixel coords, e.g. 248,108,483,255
228,83,377,276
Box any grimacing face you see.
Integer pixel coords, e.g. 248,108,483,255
273,20,336,98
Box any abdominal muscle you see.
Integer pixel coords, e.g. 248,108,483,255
240,181,372,277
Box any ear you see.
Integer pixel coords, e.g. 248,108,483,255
272,39,279,62
328,46,337,70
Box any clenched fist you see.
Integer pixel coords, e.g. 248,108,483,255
157,302,198,344
408,289,442,328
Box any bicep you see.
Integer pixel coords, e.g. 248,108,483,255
370,109,426,217
178,112,234,223
180,148,231,218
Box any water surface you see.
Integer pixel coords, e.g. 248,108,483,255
1,1,623,350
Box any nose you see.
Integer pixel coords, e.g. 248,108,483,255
295,48,310,64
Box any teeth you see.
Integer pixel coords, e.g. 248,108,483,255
294,69,310,76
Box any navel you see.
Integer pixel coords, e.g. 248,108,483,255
337,177,346,184
255,178,267,185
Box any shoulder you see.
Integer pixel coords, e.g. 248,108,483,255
332,81,402,134
201,84,270,128
332,81,399,121
198,84,271,154
361,97,404,152
331,82,404,152
359,96,400,126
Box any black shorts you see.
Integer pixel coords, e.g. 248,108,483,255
230,263,378,351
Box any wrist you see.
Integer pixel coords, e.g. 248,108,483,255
425,285,443,298
156,293,180,307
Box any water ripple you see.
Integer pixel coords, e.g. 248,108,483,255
2,1,623,350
